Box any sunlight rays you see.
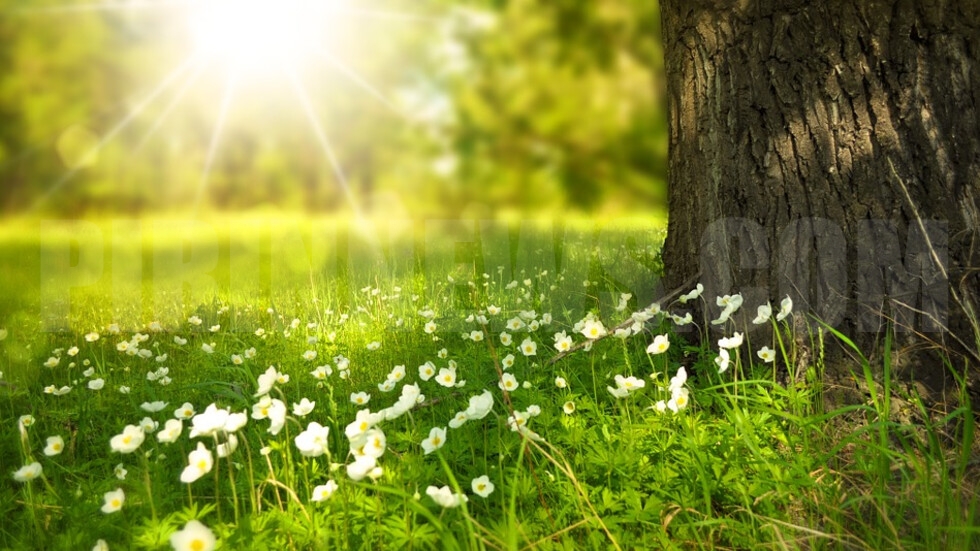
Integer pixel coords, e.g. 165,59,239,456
313,48,404,117
135,62,210,152
32,55,202,211
194,71,238,212
285,70,361,217
13,0,192,15
15,0,439,214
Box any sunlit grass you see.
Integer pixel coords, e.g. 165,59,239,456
0,216,976,550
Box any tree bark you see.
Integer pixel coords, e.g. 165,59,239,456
659,0,980,366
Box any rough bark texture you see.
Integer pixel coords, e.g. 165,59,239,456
660,0,980,375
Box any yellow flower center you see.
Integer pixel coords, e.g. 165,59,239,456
197,460,208,470
122,436,132,444
432,437,441,446
190,539,206,551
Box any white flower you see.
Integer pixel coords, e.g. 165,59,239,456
667,387,691,413
435,367,457,388
553,332,573,352
562,401,576,415
580,319,607,340
109,425,145,454
188,316,203,326
169,520,216,551
114,463,127,480
294,422,331,457
620,375,645,391
776,295,793,322
180,442,214,483
310,365,332,380
43,435,65,456
757,346,776,363
174,402,195,419
426,485,468,508
139,417,159,433
88,378,105,390
752,303,772,325
173,336,187,345
464,390,494,419
345,409,384,440
555,376,567,389
302,350,317,361
715,348,731,373
469,330,484,342
646,334,670,355
420,426,447,455
718,332,744,349
140,401,168,413
346,454,378,481
668,367,688,393
678,283,704,304
292,398,316,417
366,341,381,351
418,362,436,381
501,353,515,370
358,428,387,459
200,342,215,354
471,475,495,498
188,404,229,438
100,488,125,514
499,332,513,346
498,373,519,392
84,332,100,342
157,419,183,444
216,434,239,458
519,338,537,356
254,365,281,397
448,411,469,429
671,312,693,326
506,317,526,331
43,356,60,368
387,365,406,382
311,480,338,502
350,392,371,406
716,293,744,311
67,346,79,356
92,539,109,551
12,462,42,483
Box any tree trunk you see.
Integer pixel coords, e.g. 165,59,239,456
659,0,980,369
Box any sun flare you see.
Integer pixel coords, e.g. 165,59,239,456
189,0,329,73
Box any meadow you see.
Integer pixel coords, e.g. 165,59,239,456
0,217,976,550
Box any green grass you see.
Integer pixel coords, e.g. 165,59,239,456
0,216,976,550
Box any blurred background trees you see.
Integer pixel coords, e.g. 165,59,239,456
0,0,666,219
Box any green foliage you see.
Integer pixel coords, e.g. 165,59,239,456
0,219,976,550
0,0,667,217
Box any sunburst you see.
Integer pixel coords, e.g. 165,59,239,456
15,0,440,213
